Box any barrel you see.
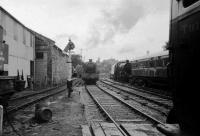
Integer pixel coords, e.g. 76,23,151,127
35,104,52,122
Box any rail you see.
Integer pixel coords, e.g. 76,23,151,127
95,84,165,125
100,80,171,109
102,78,172,100
7,85,67,114
85,85,130,136
85,84,165,136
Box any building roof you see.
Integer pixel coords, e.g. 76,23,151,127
33,31,55,44
0,6,55,44
0,6,34,34
0,6,68,57
53,44,68,57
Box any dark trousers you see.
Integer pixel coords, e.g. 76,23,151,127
67,80,73,97
68,89,73,97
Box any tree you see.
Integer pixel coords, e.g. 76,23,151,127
71,54,83,68
163,41,169,50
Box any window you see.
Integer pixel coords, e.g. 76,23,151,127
163,58,169,66
149,60,155,67
131,63,137,69
13,22,18,41
183,0,199,7
23,28,26,45
145,61,150,68
156,59,163,67
141,61,146,68
30,35,33,47
1,13,6,36
36,52,44,59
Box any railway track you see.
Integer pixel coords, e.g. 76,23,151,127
85,85,164,136
103,78,172,100
7,78,84,115
81,87,106,122
9,86,60,102
7,85,67,114
100,79,172,109
97,82,170,122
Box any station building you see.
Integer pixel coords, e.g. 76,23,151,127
0,6,71,89
34,32,71,88
0,6,35,87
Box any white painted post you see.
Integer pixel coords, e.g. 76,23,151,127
0,105,3,136
69,49,72,80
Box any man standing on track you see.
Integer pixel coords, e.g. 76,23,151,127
67,78,73,98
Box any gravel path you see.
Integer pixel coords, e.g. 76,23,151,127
3,87,87,136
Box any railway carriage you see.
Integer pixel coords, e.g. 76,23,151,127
129,51,169,88
112,51,169,89
169,0,200,88
168,0,200,130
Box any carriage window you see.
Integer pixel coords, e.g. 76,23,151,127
183,0,199,7
138,62,142,68
144,61,149,68
163,58,169,66
149,60,155,67
141,62,145,68
132,63,137,69
140,62,144,68
156,59,163,67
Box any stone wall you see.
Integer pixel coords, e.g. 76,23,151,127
51,45,70,85
35,49,48,87
34,34,54,88
34,33,71,89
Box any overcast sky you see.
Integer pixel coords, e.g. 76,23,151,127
0,0,170,61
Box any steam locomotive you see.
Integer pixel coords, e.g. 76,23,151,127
82,59,99,84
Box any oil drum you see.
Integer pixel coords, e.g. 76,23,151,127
35,104,52,122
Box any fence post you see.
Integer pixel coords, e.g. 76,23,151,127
0,105,3,136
